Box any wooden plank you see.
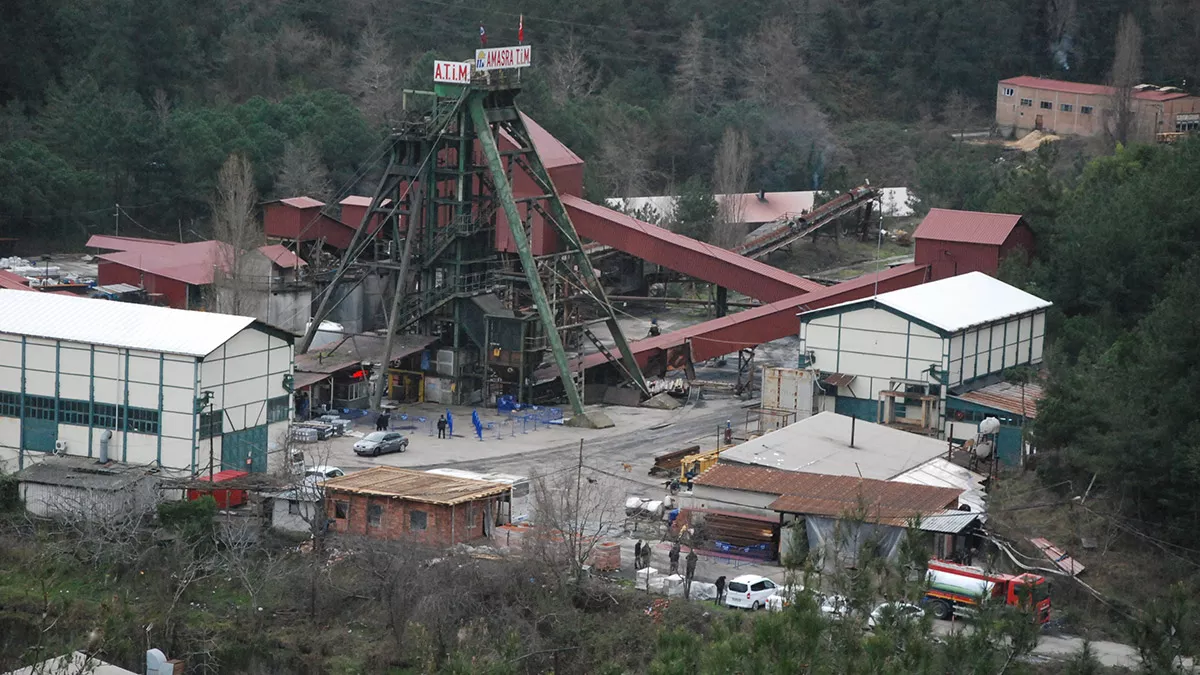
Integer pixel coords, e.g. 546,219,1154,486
1029,537,1086,576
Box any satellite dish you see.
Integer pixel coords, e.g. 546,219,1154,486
978,417,1001,435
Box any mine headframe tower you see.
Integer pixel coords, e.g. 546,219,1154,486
299,77,648,423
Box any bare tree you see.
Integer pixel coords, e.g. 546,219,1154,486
350,23,403,128
1046,0,1077,71
275,138,331,202
596,109,660,199
740,20,810,107
528,454,621,585
942,90,980,140
712,127,752,249
545,37,599,106
672,17,710,112
1107,13,1144,146
211,153,263,316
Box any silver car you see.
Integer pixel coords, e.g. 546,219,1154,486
353,431,409,456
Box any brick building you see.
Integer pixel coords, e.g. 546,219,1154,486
996,76,1200,142
323,466,511,547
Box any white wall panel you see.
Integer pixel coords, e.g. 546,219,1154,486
161,437,195,472
163,358,196,388
243,400,270,428
128,355,161,384
1003,342,1019,367
840,327,909,355
226,353,268,381
123,433,158,466
840,307,911,333
59,374,91,400
200,359,224,390
56,425,92,456
224,377,269,409
93,349,120,379
162,386,195,415
0,365,20,391
224,329,270,358
24,372,55,396
804,324,840,350
59,346,91,375
809,347,840,373
0,336,20,364
161,411,195,439
1032,335,1045,362
839,352,909,380
127,382,158,409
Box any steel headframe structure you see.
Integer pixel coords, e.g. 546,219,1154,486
299,79,649,419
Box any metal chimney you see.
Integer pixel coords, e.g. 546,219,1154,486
850,417,856,449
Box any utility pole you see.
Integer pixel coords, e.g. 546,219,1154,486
575,439,583,575
114,203,120,237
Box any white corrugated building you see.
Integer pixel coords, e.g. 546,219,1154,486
797,272,1051,439
0,290,294,475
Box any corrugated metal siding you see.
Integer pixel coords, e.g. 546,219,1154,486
915,240,1001,280
98,261,189,308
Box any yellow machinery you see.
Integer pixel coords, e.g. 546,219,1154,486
680,448,723,487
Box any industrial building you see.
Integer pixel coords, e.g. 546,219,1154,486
996,76,1200,142
87,235,311,333
913,209,1034,281
797,272,1050,443
0,291,294,475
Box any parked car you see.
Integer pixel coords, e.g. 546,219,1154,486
303,466,345,484
724,575,779,610
818,593,851,620
353,431,409,456
867,602,925,629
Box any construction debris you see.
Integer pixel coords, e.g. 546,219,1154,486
1030,537,1086,576
642,392,683,410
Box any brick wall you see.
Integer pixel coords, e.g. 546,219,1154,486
326,491,495,547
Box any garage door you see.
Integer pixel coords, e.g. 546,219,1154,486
221,425,268,473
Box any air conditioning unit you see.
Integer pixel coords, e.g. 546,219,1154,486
54,440,69,453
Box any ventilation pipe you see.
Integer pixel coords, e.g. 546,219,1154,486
850,417,856,449
99,429,113,464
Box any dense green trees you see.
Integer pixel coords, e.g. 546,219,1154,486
993,138,1200,548
3,0,1197,246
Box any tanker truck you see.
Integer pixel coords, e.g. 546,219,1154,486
924,559,1051,624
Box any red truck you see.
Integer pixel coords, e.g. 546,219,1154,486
924,559,1051,624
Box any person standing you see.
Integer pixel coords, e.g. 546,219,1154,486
633,541,643,570
668,541,681,575
714,575,726,605
375,413,387,431
437,415,447,439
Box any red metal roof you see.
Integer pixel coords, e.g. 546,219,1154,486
257,244,306,269
279,196,325,209
956,381,1044,418
914,208,1025,246
339,195,373,207
0,269,34,291
86,234,178,253
98,241,229,286
1000,76,1113,96
694,463,960,524
499,113,583,170
1001,76,1192,102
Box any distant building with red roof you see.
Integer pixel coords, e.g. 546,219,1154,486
86,235,310,332
996,76,1200,142
914,208,1034,281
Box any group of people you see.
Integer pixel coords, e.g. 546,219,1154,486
374,412,450,439
634,540,725,602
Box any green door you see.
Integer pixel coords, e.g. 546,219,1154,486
22,418,58,452
221,425,269,473
997,425,1023,466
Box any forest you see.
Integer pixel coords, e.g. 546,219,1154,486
1,0,1198,245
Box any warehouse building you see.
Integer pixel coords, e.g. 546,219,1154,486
0,291,294,475
797,272,1050,441
913,208,1034,281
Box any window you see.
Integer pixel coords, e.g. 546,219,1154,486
368,503,383,528
1081,105,1094,114
198,410,223,439
1178,120,1200,132
0,391,19,417
93,402,118,428
1060,103,1073,112
334,500,349,519
267,396,291,423
409,509,428,531
288,500,301,515
58,399,89,425
728,581,748,593
1020,98,1033,107
24,395,55,421
1002,87,1014,97
1039,100,1052,109
123,406,159,434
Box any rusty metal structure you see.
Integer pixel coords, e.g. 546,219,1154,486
300,75,647,420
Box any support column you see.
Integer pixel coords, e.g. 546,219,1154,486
716,286,728,318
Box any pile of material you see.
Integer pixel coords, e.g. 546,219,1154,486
1006,130,1060,152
